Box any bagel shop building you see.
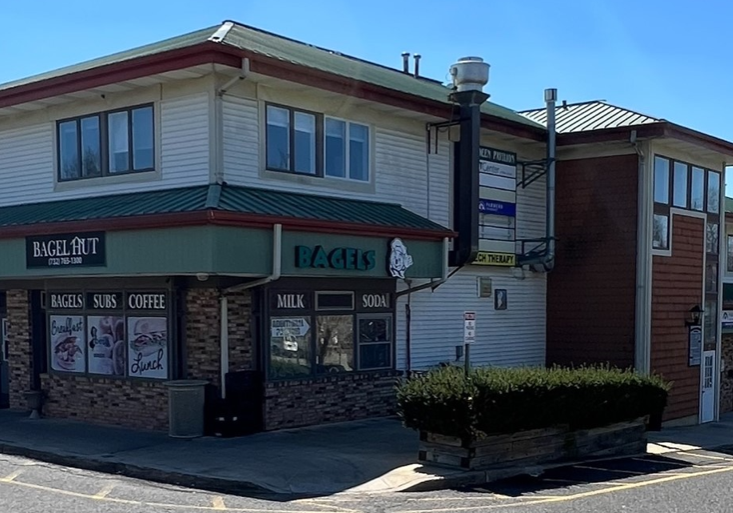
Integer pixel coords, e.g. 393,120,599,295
0,184,451,432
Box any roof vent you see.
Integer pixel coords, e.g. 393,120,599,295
449,57,489,93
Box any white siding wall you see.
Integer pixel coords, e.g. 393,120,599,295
222,96,436,222
0,93,210,207
396,268,546,370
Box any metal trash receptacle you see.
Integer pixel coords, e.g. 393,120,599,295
164,380,208,438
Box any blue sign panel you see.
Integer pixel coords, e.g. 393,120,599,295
479,199,516,217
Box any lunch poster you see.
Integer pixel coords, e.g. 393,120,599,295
50,315,86,373
127,317,168,379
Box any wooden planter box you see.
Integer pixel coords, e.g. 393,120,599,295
418,418,647,471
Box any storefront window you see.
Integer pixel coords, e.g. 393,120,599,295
267,287,394,379
691,167,705,211
705,299,718,345
707,223,719,255
47,291,171,380
358,316,392,370
654,157,670,204
269,316,312,379
708,171,721,214
316,315,354,373
673,162,688,208
727,234,733,272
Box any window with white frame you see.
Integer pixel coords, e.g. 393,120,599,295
57,105,154,182
265,103,370,182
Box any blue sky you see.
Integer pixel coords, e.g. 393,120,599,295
2,0,732,192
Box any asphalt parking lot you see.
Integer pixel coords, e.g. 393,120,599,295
3,448,733,512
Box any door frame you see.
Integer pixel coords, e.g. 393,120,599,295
701,349,716,423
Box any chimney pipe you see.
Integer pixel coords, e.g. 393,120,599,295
413,53,421,78
401,52,410,73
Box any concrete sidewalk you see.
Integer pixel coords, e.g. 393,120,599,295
0,410,466,497
647,414,733,454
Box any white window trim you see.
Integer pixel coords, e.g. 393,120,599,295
653,208,707,258
53,102,162,192
323,115,371,183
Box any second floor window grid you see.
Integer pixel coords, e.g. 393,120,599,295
57,105,154,182
266,104,370,182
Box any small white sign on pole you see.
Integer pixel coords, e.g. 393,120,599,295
464,311,476,344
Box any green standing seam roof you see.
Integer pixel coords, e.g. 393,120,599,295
0,183,451,234
0,21,542,130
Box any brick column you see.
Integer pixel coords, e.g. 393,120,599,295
228,291,254,372
185,288,221,387
7,290,31,409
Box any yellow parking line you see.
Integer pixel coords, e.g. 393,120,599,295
93,483,115,499
211,496,227,510
0,469,24,482
394,464,733,512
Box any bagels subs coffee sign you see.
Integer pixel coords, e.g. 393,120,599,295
26,232,106,268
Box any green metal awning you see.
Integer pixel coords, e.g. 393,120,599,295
0,183,451,236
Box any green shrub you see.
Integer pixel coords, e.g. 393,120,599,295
396,364,670,438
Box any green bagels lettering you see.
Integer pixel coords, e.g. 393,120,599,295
295,245,377,271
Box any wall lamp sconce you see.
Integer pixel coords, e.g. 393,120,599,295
686,305,703,326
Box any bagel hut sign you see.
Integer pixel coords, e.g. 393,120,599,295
26,232,106,268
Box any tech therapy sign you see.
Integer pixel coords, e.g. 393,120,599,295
26,232,106,268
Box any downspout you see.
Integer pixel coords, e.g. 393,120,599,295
542,88,557,271
220,295,229,398
220,223,282,398
632,131,651,374
215,58,250,184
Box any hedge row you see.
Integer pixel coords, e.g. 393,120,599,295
396,365,670,439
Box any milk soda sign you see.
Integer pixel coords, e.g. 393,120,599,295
26,232,106,268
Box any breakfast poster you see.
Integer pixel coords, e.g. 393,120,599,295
50,315,86,373
87,316,125,376
127,317,168,379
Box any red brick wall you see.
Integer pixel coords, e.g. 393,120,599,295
651,214,704,421
547,154,639,367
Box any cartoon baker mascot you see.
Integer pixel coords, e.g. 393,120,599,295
389,238,414,279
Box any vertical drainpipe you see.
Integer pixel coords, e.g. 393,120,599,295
544,89,557,270
220,295,229,399
716,161,726,421
633,133,651,375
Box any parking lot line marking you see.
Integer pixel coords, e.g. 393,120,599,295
93,483,115,499
394,463,733,512
0,469,24,482
631,457,685,466
211,496,227,510
574,465,645,475
687,453,733,461
294,498,363,513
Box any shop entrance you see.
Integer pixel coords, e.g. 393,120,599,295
701,350,716,423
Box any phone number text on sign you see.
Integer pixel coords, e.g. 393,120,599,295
48,256,84,266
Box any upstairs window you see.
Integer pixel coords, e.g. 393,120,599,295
265,103,370,183
58,105,154,182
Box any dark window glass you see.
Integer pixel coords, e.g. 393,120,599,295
316,292,354,311
358,316,392,370
266,105,290,171
269,316,311,379
80,116,101,177
108,111,130,173
294,112,316,174
653,214,669,250
325,118,346,178
349,123,369,181
708,223,719,255
727,235,733,272
654,156,670,204
132,106,154,170
59,121,80,180
316,315,353,374
673,162,688,208
708,171,721,214
691,167,705,211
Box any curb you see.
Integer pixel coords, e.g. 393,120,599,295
0,441,283,499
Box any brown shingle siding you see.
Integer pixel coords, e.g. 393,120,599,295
651,214,704,421
547,154,639,367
